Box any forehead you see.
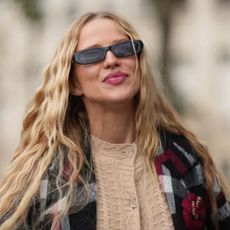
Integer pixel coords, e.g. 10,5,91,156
77,18,128,50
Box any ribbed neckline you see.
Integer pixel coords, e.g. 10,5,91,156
90,135,137,159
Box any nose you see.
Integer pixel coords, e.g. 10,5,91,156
103,50,121,69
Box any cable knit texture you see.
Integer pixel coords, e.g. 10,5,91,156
91,135,174,230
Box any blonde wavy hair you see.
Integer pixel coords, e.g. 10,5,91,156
0,11,229,229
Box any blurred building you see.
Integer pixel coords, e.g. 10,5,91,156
0,0,230,179
169,0,230,179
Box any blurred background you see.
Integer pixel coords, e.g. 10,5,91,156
0,0,230,181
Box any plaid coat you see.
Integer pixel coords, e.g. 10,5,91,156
26,130,230,230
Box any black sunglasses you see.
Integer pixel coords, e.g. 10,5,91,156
72,39,143,65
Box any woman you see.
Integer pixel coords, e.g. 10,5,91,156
0,11,230,230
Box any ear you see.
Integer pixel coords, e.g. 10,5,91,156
70,78,83,96
71,84,83,96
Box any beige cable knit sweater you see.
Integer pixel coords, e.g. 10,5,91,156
91,135,174,230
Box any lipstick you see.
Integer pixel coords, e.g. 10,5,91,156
103,71,128,85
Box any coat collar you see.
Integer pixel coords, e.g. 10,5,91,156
156,129,200,178
155,129,207,230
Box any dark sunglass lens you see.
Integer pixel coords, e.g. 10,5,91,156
134,41,142,53
113,41,134,57
113,40,143,57
77,48,105,64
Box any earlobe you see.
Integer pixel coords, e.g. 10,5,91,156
70,84,83,96
70,80,83,96
73,88,83,96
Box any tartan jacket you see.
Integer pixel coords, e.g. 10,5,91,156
25,129,230,230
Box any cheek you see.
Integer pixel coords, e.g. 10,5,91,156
75,66,88,81
126,57,139,73
75,65,102,93
75,65,97,84
76,64,100,81
129,60,141,81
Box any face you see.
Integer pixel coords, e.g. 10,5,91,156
72,18,141,110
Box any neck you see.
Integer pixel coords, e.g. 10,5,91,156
85,102,136,144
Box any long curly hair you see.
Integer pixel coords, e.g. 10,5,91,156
0,11,229,229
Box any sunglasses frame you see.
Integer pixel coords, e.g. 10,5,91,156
72,39,143,65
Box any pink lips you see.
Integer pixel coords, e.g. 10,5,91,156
103,71,128,85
